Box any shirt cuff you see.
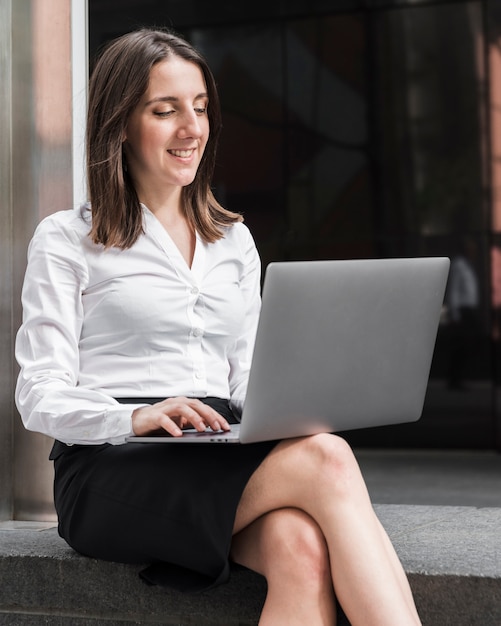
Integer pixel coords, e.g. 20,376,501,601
103,404,149,445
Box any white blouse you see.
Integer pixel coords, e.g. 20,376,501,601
15,205,261,446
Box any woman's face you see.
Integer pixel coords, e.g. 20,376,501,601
124,56,210,197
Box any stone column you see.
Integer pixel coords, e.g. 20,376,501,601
0,0,87,521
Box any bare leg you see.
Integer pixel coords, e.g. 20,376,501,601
231,507,337,626
233,434,421,626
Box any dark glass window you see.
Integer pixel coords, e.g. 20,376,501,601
90,0,499,449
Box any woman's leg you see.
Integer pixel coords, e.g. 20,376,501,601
233,434,421,626
231,507,337,626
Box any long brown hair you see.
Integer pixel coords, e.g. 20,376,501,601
86,28,242,248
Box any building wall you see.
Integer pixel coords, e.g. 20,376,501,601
0,0,14,521
0,0,78,521
90,0,501,450
1,0,500,522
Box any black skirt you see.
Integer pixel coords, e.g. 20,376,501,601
50,398,278,591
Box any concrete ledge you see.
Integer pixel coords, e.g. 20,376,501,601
1,505,500,625
376,505,501,626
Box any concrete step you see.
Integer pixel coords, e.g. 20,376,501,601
0,504,500,625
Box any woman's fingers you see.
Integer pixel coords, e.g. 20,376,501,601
131,405,181,437
165,397,230,433
132,397,231,437
181,398,231,432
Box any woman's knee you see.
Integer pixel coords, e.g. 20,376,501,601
260,508,331,587
300,433,361,495
234,434,365,534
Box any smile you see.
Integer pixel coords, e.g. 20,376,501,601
168,149,195,158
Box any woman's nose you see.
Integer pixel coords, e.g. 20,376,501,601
178,110,203,138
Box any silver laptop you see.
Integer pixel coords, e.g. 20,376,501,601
127,257,450,444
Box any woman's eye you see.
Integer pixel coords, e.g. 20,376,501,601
154,110,175,118
195,107,207,115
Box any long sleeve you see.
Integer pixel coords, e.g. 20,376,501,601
15,211,140,445
15,208,262,443
227,227,262,416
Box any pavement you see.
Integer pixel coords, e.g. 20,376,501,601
355,447,501,507
1,448,500,625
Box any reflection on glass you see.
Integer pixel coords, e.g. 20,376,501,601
444,238,480,390
87,0,496,447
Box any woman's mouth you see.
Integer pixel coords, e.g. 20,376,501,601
168,149,195,158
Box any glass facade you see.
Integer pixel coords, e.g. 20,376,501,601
89,0,501,449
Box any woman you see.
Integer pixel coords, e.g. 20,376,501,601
15,28,421,625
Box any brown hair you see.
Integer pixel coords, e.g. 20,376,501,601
86,28,242,248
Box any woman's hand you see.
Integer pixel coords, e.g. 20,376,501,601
131,397,231,437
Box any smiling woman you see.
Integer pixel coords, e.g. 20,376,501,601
85,29,242,250
122,57,211,266
15,28,422,625
124,58,210,205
